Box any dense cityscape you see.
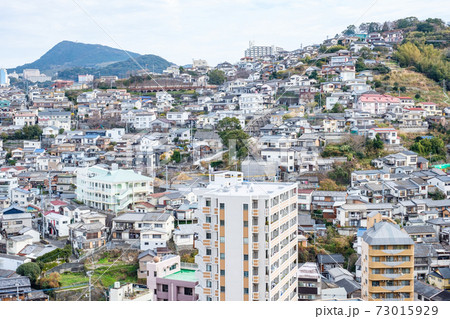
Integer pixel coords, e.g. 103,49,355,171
0,15,450,303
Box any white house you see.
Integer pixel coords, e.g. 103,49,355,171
238,93,264,114
44,212,70,238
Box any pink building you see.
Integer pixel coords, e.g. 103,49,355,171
356,94,401,115
145,254,198,301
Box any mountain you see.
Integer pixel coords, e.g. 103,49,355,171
55,54,173,80
99,54,173,77
11,41,141,74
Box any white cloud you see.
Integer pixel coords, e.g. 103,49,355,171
0,0,448,68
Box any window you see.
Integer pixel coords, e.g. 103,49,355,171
243,204,248,211
206,216,211,223
154,223,163,228
244,271,249,278
206,249,212,256
153,235,162,239
220,203,225,210
206,264,212,271
220,253,225,260
206,280,212,288
252,200,258,209
205,199,211,207
244,288,249,294
184,287,193,296
244,254,248,261
220,270,225,276
220,286,225,293
206,232,212,239
243,238,249,244
372,281,380,287
372,257,380,262
220,237,225,243
243,221,248,227
220,220,225,226
162,284,169,292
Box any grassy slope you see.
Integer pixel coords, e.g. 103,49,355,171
375,61,449,107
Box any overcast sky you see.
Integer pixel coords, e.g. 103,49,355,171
1,0,448,69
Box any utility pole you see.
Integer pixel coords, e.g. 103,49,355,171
165,165,168,190
87,271,93,301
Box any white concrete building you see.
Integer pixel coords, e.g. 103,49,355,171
76,165,153,213
195,171,298,301
239,94,264,114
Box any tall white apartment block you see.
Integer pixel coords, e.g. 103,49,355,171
195,171,298,301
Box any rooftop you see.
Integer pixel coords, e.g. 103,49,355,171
163,269,197,282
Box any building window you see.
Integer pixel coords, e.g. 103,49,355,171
205,199,211,207
206,249,212,256
220,237,225,243
184,287,193,296
243,204,248,211
206,216,211,223
243,221,248,227
220,286,225,293
244,254,248,261
220,203,225,209
243,238,249,244
220,253,225,260
244,271,249,278
220,270,225,276
220,220,225,226
244,288,249,294
162,284,168,292
206,264,212,271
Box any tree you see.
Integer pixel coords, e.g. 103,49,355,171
170,149,181,163
343,25,356,35
328,162,352,185
16,263,41,283
216,117,241,132
39,272,61,289
207,69,226,85
429,189,446,200
330,103,344,113
416,22,434,33
319,178,346,191
365,134,384,156
58,128,65,135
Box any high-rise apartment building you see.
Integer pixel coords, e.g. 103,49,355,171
195,171,298,301
361,212,414,301
244,42,283,59
0,69,9,87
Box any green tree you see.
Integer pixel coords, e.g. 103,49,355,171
16,263,41,283
207,69,226,85
58,128,65,135
343,25,356,35
216,117,241,132
170,149,181,163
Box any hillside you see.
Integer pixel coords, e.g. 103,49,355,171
374,61,450,107
99,54,173,77
11,41,141,74
56,54,173,80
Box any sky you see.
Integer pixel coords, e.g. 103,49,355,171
0,0,448,69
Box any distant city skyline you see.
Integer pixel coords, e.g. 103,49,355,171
1,0,448,69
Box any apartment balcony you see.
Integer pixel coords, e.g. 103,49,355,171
202,256,212,263
370,285,411,293
203,239,211,247
203,272,212,279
